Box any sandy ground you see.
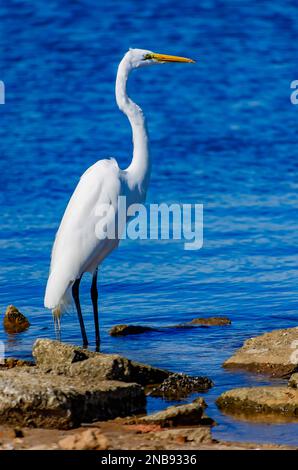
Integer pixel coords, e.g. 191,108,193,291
0,421,296,451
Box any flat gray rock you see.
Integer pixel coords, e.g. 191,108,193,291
224,327,298,377
33,339,170,385
0,369,145,429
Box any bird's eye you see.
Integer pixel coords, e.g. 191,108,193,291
143,53,153,60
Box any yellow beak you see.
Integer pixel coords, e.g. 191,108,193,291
151,53,195,63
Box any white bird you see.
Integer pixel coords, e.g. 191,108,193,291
44,48,195,350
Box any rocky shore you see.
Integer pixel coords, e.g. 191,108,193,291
1,322,298,449
0,339,213,432
0,421,295,450
217,327,298,422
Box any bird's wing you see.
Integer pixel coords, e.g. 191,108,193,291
45,158,123,309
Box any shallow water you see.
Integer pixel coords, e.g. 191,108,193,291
1,0,298,446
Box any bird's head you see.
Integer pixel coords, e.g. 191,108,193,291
126,48,195,69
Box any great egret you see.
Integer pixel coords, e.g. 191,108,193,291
44,49,195,350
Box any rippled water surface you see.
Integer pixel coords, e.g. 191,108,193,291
1,0,298,445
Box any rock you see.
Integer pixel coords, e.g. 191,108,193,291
216,386,298,419
33,339,170,385
32,339,94,368
110,324,157,336
3,305,30,333
0,368,145,429
288,373,298,388
153,427,212,444
189,316,231,326
127,398,214,427
149,373,213,399
224,327,298,377
171,324,198,329
58,429,109,450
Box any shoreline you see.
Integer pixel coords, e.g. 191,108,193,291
1,325,298,449
0,421,296,451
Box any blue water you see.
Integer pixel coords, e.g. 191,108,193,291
1,0,298,446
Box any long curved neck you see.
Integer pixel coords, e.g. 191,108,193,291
115,56,151,193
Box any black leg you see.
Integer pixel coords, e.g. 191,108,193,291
91,268,100,351
72,275,88,347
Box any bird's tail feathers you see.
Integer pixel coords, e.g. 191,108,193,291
52,287,73,337
45,269,73,333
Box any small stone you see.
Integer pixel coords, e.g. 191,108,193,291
110,324,157,336
190,316,231,326
58,429,109,450
3,305,30,333
154,427,212,444
175,434,187,444
149,373,213,399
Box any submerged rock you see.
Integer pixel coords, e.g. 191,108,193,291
190,316,231,326
224,327,298,377
148,373,213,399
110,324,157,336
0,368,145,429
127,398,214,427
171,323,199,329
216,386,298,419
3,305,30,334
33,339,170,385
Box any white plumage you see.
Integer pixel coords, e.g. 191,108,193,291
44,48,194,348
45,159,122,311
